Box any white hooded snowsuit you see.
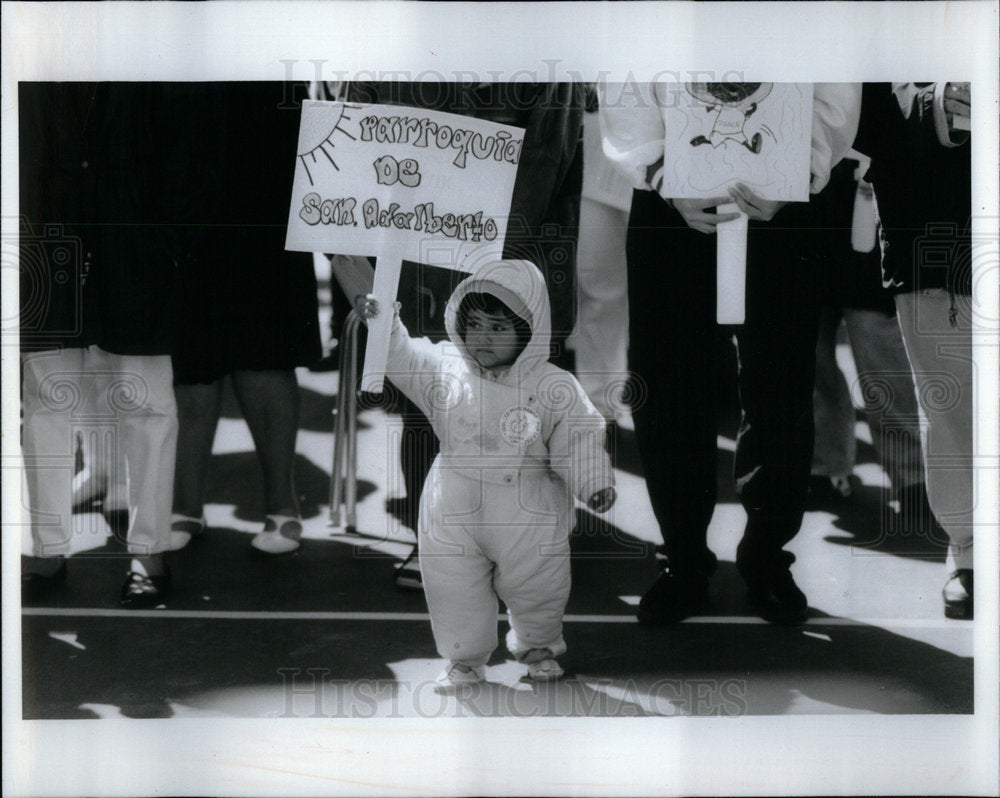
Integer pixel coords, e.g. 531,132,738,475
384,260,614,666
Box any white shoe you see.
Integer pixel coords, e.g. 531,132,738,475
523,648,564,681
167,514,206,552
251,515,302,555
434,662,485,693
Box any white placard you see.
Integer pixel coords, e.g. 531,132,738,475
656,83,814,202
286,101,521,273
286,101,523,390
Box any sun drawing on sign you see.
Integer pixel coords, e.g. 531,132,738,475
297,103,362,186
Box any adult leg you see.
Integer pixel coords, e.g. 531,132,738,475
894,290,973,617
843,306,938,540
626,190,719,624
231,369,300,516
735,223,821,623
811,307,857,496
399,400,439,531
91,348,178,606
232,369,303,554
21,348,87,594
570,196,630,419
171,379,223,543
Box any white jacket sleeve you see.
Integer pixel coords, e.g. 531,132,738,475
598,82,666,190
544,371,615,503
809,83,862,194
383,315,444,418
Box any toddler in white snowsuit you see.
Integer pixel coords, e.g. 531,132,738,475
360,259,615,688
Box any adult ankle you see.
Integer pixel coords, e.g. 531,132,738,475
131,554,165,577
27,556,66,577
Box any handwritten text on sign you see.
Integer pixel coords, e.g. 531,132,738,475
285,102,522,271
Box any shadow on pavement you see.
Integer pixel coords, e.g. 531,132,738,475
819,481,948,565
568,611,972,716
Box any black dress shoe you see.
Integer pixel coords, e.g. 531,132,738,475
745,569,809,625
943,569,973,620
21,561,68,603
637,570,711,626
738,548,809,625
119,565,172,609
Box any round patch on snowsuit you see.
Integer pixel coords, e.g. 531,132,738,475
500,406,541,446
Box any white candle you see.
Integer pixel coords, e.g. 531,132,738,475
716,202,748,324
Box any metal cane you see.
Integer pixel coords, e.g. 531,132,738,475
329,309,362,532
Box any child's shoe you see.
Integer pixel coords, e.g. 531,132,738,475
522,648,564,681
434,662,485,693
251,515,302,555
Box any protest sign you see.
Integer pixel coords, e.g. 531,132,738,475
286,101,522,389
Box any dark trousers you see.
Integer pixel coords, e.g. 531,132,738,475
626,190,821,574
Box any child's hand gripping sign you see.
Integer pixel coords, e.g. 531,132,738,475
285,102,522,391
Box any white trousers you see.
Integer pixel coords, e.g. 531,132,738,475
812,307,925,492
894,290,974,571
568,197,630,419
21,346,178,558
418,463,571,666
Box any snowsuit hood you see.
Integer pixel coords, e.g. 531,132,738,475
444,259,552,378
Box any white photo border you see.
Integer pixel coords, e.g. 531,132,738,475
3,2,998,796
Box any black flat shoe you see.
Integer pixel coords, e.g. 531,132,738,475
738,547,809,625
21,561,68,603
943,569,973,620
119,565,172,609
636,570,710,626
745,570,809,626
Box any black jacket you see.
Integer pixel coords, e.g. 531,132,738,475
19,82,181,354
855,82,972,297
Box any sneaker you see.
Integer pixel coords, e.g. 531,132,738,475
251,515,302,555
394,546,422,590
434,662,485,693
120,565,172,609
738,548,808,625
167,514,206,552
522,648,564,681
943,569,973,620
